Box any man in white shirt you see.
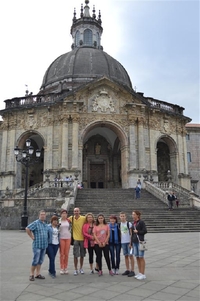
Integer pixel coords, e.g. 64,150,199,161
119,212,135,277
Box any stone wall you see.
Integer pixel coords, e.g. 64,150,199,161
0,187,74,230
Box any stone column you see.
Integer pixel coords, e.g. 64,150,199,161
44,126,53,170
182,130,189,174
1,130,8,172
121,145,129,188
149,128,157,171
129,117,137,170
61,121,69,169
138,118,145,170
177,132,184,174
72,115,79,169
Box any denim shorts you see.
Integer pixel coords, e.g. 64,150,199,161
133,242,145,258
121,243,133,256
32,248,46,266
73,240,86,258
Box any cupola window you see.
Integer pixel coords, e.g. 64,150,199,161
84,29,93,46
75,30,80,47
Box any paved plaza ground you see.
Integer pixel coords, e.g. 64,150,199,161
0,230,199,301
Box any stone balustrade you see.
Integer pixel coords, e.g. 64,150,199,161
189,193,200,209
144,181,168,205
4,94,61,109
148,98,184,115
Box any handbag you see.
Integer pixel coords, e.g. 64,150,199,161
70,216,74,246
134,225,148,251
139,240,148,251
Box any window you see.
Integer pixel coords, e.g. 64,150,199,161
84,29,93,46
187,152,191,162
186,134,190,140
75,30,80,46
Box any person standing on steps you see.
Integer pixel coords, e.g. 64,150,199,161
26,210,48,281
135,185,141,199
137,179,142,190
167,191,175,210
119,212,135,277
69,208,86,275
131,210,147,280
59,209,71,275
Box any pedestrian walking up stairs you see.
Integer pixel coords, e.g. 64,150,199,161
73,188,200,233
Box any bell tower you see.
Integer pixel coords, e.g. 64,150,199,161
70,0,103,50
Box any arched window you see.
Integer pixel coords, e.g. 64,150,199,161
84,29,93,46
75,30,80,47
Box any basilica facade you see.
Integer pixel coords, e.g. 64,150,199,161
0,1,192,192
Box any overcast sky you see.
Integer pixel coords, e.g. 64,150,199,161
0,0,199,122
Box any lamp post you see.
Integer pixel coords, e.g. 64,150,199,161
14,139,41,230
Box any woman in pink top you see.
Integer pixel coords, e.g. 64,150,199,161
93,213,114,276
59,209,71,275
82,213,98,274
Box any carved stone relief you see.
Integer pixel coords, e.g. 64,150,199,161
91,90,116,113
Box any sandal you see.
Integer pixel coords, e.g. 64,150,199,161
29,275,35,281
35,274,45,279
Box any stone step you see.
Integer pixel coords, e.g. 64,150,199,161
73,188,200,233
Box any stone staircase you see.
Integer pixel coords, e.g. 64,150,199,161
72,188,200,233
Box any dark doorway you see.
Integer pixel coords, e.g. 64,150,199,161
98,182,104,188
91,182,96,188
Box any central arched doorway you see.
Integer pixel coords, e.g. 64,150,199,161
81,121,128,188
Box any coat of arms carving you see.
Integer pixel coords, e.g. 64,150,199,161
92,90,115,113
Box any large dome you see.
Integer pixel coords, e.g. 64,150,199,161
41,47,132,91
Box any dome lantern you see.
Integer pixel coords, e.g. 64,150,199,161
71,0,103,49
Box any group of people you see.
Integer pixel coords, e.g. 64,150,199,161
26,208,147,282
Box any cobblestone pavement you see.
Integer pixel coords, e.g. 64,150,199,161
0,231,199,301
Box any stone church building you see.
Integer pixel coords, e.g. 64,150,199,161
0,0,192,193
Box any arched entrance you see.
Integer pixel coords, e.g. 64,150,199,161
156,136,177,182
16,132,44,188
81,121,128,188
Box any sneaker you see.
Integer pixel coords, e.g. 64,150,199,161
60,269,65,275
98,270,103,276
109,270,114,276
112,269,116,275
115,269,119,275
95,267,99,272
74,270,78,276
79,268,84,274
122,270,130,276
137,274,146,280
90,270,94,274
134,273,142,278
127,271,135,277
64,269,68,274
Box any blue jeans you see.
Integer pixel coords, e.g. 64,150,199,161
46,244,59,276
109,244,121,269
32,248,46,266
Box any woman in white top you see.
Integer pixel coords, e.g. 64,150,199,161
59,209,71,274
47,216,60,278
